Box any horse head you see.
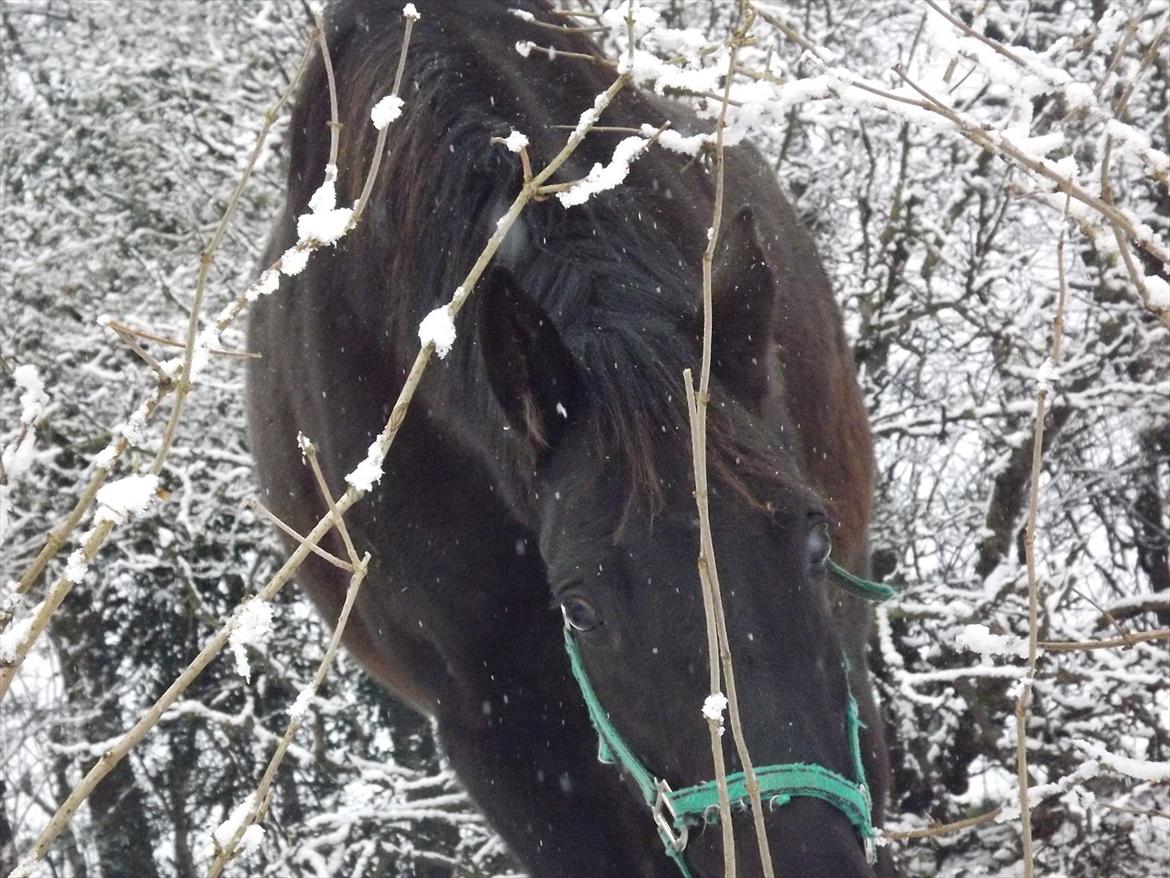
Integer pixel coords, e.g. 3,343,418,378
475,207,881,877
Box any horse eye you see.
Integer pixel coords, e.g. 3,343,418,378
561,597,600,632
808,522,831,569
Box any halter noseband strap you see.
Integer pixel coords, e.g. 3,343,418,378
562,562,895,876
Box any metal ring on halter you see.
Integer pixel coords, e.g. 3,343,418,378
653,780,689,853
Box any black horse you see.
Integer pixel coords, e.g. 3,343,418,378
247,1,890,875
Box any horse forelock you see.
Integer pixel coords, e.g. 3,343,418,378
297,0,809,517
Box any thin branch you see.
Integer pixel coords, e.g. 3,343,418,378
1013,187,1073,878
882,807,1003,840
520,16,608,35
206,438,367,877
103,318,259,359
1039,628,1170,653
534,120,671,197
685,375,738,878
247,498,353,573
681,9,770,875
313,12,341,167
1102,802,1170,820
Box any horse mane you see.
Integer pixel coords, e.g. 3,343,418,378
289,0,809,513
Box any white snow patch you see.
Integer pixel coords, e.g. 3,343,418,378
508,8,534,21
1036,357,1060,392
997,759,1101,823
296,164,353,245
64,543,90,584
345,440,385,493
94,474,159,526
515,40,534,58
557,136,648,207
418,305,456,358
642,123,708,157
954,623,1028,663
245,269,280,302
402,2,420,20
0,600,42,663
1145,274,1169,311
13,365,47,426
229,599,275,683
289,688,315,721
280,246,309,276
212,793,264,855
702,691,728,735
1,433,36,484
1064,82,1095,111
503,129,529,152
371,94,405,131
1076,739,1170,783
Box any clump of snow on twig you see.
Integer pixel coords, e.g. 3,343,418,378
279,245,309,276
702,691,728,736
345,439,385,494
289,687,315,721
244,268,280,303
12,365,47,428
1036,357,1061,393
954,623,1029,663
371,95,405,131
0,600,42,664
296,163,353,245
418,305,456,358
2,366,50,538
502,129,529,152
570,90,611,138
996,760,1102,824
94,474,160,526
211,792,265,855
557,136,649,207
640,123,707,157
1146,274,1170,311
401,2,420,21
229,599,275,683
1075,740,1170,783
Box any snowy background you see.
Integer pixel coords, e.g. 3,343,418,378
2,1,1166,876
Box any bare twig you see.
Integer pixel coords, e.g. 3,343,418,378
103,318,259,360
205,439,369,877
1013,188,1073,878
882,806,1003,840
534,120,671,197
313,11,341,167
247,498,354,573
682,9,773,876
1039,628,1170,653
1102,802,1170,820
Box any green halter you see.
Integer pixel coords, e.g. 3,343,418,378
562,560,894,875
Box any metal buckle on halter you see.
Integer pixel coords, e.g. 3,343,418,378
653,779,689,853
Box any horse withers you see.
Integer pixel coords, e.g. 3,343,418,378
247,1,891,875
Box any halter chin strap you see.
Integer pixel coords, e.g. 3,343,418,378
562,562,894,876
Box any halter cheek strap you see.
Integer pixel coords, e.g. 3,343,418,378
562,562,895,875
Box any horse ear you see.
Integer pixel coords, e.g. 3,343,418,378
478,267,581,449
710,206,777,408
